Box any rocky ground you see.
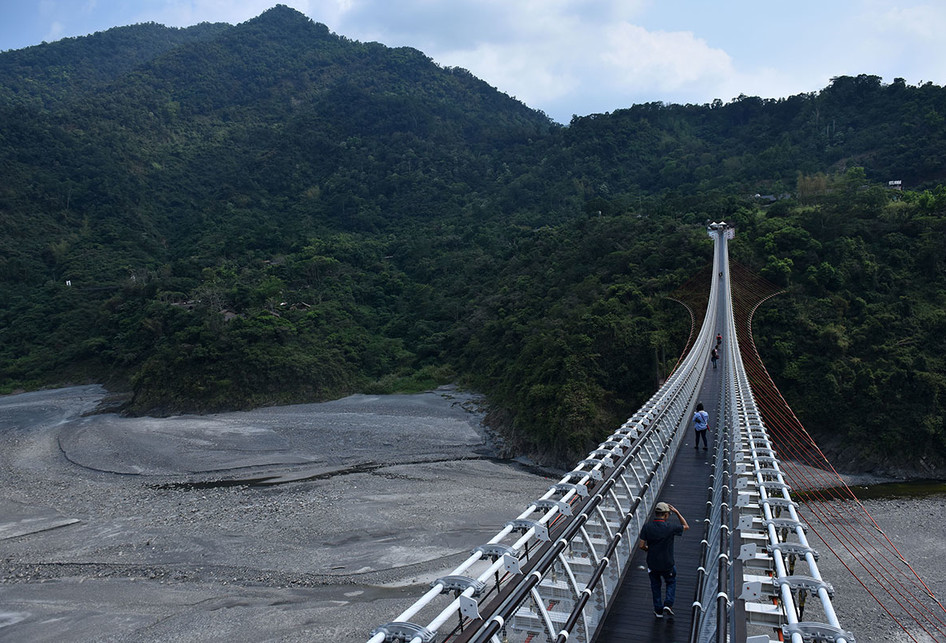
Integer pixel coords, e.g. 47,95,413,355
805,495,946,643
747,464,946,642
0,386,555,642
1,386,943,642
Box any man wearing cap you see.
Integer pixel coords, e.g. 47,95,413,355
639,501,689,618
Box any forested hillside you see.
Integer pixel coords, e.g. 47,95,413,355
1,5,944,476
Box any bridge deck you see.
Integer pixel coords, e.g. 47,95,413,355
596,361,722,642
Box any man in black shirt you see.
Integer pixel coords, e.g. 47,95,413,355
638,501,689,618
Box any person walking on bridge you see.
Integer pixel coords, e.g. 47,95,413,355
693,402,709,450
639,502,689,618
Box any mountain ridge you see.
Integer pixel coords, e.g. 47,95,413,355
1,7,945,476
0,20,231,106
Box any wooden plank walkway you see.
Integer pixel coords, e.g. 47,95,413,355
595,359,723,642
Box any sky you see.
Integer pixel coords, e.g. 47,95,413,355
2,1,945,124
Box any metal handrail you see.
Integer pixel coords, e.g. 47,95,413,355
369,228,723,643
719,228,852,643
368,225,852,643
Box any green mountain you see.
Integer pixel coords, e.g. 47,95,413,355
1,5,945,476
0,20,231,106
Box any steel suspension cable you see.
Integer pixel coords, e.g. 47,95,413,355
751,413,946,639
739,345,946,633
730,262,946,641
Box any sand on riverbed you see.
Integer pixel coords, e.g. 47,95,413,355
1,386,942,642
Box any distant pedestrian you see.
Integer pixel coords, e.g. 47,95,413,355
693,402,709,450
716,333,722,347
639,502,689,618
711,347,719,369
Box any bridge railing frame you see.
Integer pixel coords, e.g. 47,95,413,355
368,229,726,643
710,230,854,643
368,225,854,643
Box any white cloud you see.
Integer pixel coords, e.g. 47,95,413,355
408,7,741,119
329,1,712,118
807,2,946,89
601,23,733,92
874,3,946,40
439,41,580,104
45,20,66,42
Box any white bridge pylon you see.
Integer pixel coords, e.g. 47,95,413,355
368,223,853,643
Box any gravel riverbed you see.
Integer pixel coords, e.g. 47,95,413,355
1,386,942,642
0,385,554,642
803,494,946,643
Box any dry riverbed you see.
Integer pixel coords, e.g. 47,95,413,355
1,386,942,642
0,385,554,642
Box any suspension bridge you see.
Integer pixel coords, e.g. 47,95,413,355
368,224,946,643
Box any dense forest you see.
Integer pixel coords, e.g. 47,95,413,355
1,6,944,476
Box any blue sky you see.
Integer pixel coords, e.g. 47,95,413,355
2,1,945,123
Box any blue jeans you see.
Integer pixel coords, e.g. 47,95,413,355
648,566,677,612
